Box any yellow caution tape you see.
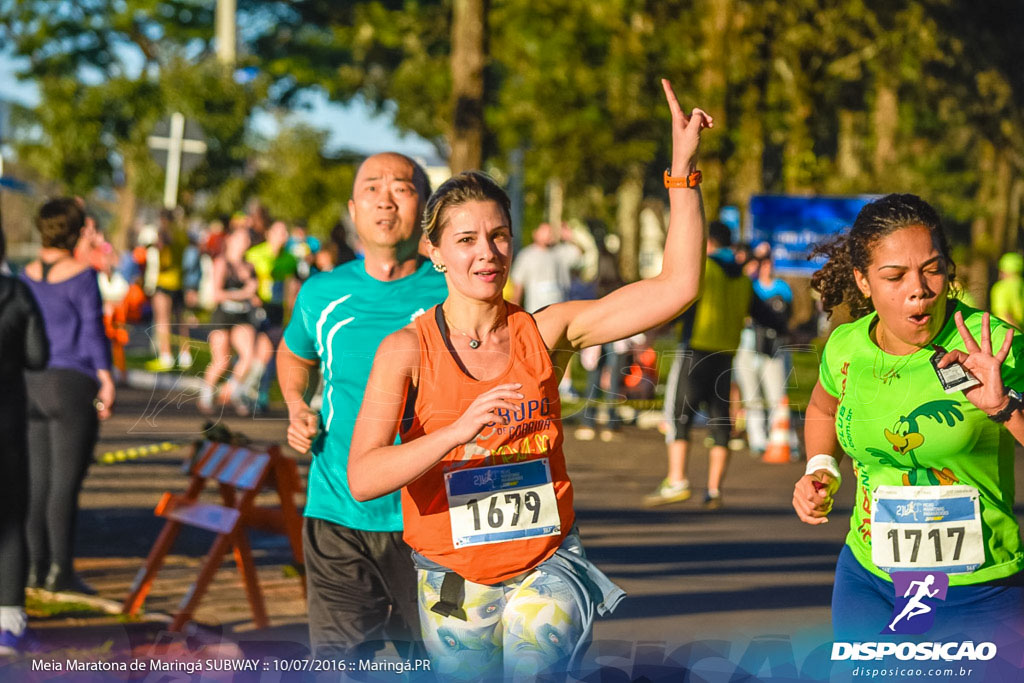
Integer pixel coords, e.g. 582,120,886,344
97,441,182,465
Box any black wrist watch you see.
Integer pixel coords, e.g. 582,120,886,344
988,388,1023,424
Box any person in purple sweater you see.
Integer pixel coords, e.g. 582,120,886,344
20,198,114,595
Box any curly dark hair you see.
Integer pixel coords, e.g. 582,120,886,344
421,171,512,246
810,194,957,319
35,198,86,251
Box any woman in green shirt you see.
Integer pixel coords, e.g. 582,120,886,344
792,194,1024,639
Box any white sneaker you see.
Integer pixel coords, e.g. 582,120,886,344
642,479,692,507
574,427,596,441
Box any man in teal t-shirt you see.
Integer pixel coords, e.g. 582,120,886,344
279,153,446,659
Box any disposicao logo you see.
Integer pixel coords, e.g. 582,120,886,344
885,571,948,635
831,571,997,663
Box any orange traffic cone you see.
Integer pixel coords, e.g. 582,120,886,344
762,396,791,464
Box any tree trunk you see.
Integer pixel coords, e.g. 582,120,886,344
113,152,139,252
991,150,1013,256
698,0,730,215
732,82,764,230
616,163,643,283
1007,177,1024,253
967,141,997,307
774,57,813,194
872,79,898,182
449,0,486,174
836,109,862,183
546,176,564,229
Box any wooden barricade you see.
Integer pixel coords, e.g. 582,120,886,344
122,440,305,631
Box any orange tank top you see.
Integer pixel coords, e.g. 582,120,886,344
400,304,575,584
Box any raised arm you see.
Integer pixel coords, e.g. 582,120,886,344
535,78,712,351
348,329,524,501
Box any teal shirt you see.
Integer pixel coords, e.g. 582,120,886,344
283,260,447,530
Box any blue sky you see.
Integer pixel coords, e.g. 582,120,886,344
0,53,439,162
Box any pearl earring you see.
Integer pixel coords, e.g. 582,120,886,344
433,262,447,273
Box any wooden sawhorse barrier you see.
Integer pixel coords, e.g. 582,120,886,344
122,440,305,631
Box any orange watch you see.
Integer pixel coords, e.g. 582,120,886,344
664,169,702,189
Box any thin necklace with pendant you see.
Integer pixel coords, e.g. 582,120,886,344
443,306,504,350
873,324,915,384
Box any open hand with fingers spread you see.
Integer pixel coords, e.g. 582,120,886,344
937,311,1015,415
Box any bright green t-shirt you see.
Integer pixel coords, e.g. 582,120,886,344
246,241,299,304
819,300,1024,585
990,276,1024,330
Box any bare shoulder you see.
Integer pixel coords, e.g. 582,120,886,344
377,325,421,369
63,260,91,279
27,258,89,282
23,260,41,280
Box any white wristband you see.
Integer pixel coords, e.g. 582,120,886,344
805,454,841,485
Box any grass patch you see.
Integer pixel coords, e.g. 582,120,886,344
26,594,109,619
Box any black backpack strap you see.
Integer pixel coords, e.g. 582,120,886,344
430,571,468,621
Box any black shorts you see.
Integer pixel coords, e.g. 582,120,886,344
210,307,256,331
303,517,421,659
154,286,185,312
664,346,734,446
261,302,285,330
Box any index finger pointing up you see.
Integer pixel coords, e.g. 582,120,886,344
661,78,686,121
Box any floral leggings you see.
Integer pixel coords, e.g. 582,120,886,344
417,565,584,681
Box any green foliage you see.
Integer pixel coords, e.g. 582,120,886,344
4,0,1023,273
253,123,357,237
247,0,450,150
1,0,261,215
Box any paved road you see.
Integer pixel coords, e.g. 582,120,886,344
60,382,1023,669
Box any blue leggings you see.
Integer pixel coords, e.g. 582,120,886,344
831,545,1024,640
417,566,584,681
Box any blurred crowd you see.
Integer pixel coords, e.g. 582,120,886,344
54,201,360,414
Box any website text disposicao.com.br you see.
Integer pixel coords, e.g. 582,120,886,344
837,640,996,679
851,665,976,678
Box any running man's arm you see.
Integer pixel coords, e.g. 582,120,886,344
793,381,843,525
279,338,320,453
535,79,710,352
348,329,523,501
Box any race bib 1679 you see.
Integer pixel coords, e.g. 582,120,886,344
445,459,560,548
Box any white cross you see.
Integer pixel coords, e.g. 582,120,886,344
147,112,208,209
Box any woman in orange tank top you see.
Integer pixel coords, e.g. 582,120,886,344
350,80,713,680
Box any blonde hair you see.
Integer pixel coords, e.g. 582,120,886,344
421,171,512,246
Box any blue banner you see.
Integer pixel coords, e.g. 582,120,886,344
748,195,876,274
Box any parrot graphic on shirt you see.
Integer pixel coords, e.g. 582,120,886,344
865,399,963,486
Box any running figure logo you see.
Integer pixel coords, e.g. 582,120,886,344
885,571,949,635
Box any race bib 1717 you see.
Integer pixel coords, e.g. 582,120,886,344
871,485,984,575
